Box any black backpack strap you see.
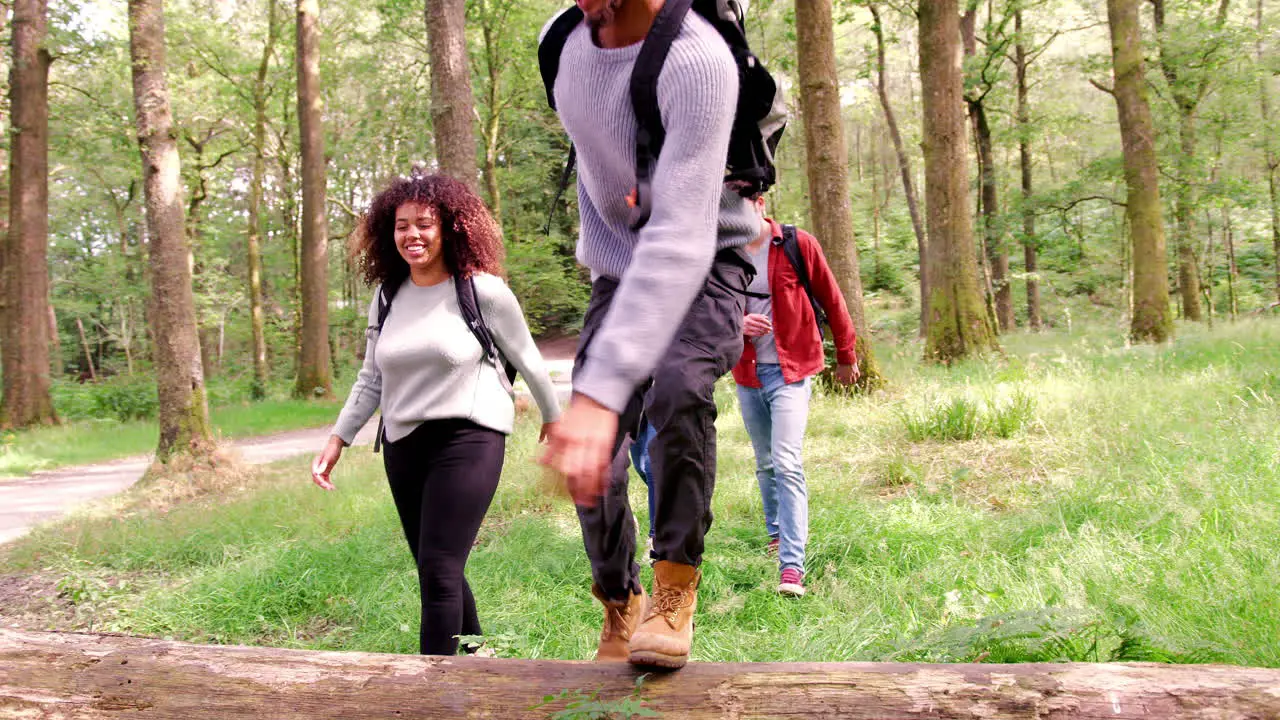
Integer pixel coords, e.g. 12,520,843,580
628,0,694,231
538,6,583,111
370,281,399,454
373,281,400,332
457,275,518,392
538,9,583,236
544,144,577,235
780,224,828,334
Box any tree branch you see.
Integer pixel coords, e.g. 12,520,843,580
1043,195,1127,212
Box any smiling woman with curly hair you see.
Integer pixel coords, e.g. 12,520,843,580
311,172,562,657
353,172,506,287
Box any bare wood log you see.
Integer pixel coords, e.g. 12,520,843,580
1,629,1278,719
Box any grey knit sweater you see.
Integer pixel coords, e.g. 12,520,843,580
549,9,760,413
331,274,562,444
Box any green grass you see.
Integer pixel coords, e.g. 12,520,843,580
0,382,349,478
3,319,1278,668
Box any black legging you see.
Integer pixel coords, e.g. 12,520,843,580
383,418,505,655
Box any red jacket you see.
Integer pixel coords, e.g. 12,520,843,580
732,219,858,388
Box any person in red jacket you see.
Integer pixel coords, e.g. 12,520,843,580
732,195,860,596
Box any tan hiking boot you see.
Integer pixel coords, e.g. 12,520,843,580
592,583,647,662
628,560,700,669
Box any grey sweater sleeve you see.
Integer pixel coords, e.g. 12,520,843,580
475,275,564,424
331,291,383,444
572,47,740,412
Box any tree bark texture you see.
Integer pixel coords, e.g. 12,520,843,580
1015,9,1042,330
919,0,998,361
426,0,478,187
128,0,214,460
75,316,97,381
1107,0,1174,343
247,0,277,400
478,0,504,225
3,630,1280,719
1151,0,1231,322
2,0,57,429
1260,0,1280,303
294,0,333,399
794,0,882,389
869,3,928,334
961,8,1013,334
1173,114,1203,320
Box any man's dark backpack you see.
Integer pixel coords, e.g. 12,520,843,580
538,0,787,232
778,224,829,339
369,276,516,452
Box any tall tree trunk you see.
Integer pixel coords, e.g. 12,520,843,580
128,0,214,460
75,317,97,382
2,0,57,429
1173,115,1203,320
1107,0,1173,343
1201,209,1215,322
247,0,278,400
919,0,997,361
794,0,883,389
294,0,332,399
478,0,503,225
869,4,928,334
425,0,478,186
1015,9,1042,330
1261,0,1280,304
1151,0,1230,322
1223,207,1237,319
961,8,1013,333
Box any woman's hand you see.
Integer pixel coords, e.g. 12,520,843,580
539,421,557,444
311,434,346,490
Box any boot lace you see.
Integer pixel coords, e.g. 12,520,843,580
602,601,635,642
647,586,691,625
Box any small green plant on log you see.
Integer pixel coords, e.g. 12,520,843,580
532,675,660,719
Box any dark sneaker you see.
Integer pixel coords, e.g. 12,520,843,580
778,567,805,597
765,537,779,555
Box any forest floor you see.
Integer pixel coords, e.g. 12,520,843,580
1,320,1277,668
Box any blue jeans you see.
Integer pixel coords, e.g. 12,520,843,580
628,420,657,538
737,363,811,573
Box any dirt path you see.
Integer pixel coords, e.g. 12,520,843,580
0,421,381,546
0,338,580,547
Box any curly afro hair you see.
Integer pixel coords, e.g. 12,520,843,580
352,172,505,289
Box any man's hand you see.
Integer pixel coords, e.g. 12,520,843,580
539,393,618,508
743,313,772,338
835,362,860,386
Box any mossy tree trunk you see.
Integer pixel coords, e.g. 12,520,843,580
426,0,478,187
919,0,998,362
795,0,883,389
246,0,278,400
1015,9,1043,330
294,0,333,399
128,0,215,461
1106,0,1174,342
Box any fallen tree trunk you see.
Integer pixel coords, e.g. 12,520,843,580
1,629,1278,719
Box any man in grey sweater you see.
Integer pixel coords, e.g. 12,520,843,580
539,0,759,669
